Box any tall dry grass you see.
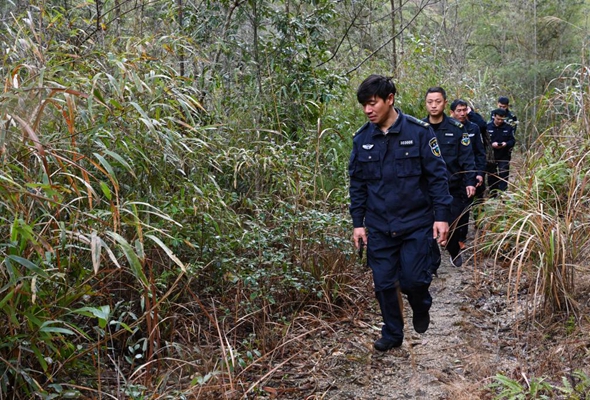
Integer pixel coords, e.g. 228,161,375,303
475,64,590,320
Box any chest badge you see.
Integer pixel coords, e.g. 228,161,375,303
399,140,414,146
362,144,374,150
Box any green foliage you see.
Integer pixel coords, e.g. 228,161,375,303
0,3,357,397
489,370,590,399
0,0,589,397
489,373,552,399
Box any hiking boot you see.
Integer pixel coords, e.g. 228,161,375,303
413,312,430,334
373,337,403,351
450,254,463,268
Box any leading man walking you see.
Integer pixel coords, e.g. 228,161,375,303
348,75,452,351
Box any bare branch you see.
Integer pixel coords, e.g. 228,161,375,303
346,0,436,75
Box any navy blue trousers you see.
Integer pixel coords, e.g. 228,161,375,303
368,225,439,341
457,195,473,243
446,193,468,259
488,160,510,192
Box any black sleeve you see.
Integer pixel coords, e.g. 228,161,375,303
348,140,367,228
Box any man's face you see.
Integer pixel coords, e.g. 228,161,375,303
493,114,506,126
426,92,447,118
498,102,509,110
362,94,394,126
451,104,468,123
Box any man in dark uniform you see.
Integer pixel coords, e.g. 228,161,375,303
467,105,493,194
349,75,452,351
491,96,518,134
487,108,516,194
450,99,486,250
423,88,476,268
468,104,494,225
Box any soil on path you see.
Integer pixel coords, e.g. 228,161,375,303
273,250,524,400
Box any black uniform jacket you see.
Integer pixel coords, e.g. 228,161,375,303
486,121,516,161
424,114,477,195
349,109,452,236
465,120,487,175
468,110,487,134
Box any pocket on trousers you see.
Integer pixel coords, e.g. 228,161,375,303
428,237,441,276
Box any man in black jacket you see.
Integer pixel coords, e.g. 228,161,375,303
487,108,516,194
424,88,476,268
450,99,486,249
467,105,493,224
349,75,452,351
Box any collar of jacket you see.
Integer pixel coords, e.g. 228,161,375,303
371,108,404,136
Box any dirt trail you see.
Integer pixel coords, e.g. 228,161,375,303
324,260,483,399
277,249,521,400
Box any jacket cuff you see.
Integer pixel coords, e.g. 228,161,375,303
434,209,449,223
352,217,365,228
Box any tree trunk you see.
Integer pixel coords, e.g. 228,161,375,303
390,0,397,71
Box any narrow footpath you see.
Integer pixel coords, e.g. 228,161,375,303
277,248,523,400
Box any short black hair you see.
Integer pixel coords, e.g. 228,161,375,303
450,99,468,111
492,108,508,117
357,75,397,104
425,86,447,100
498,96,510,105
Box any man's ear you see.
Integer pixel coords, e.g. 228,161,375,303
387,93,395,106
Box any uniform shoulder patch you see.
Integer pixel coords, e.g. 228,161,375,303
429,137,441,157
353,122,369,137
449,117,464,129
406,115,430,127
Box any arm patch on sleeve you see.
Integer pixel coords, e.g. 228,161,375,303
461,132,471,146
429,137,441,157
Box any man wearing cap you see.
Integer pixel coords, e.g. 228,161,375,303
487,108,516,194
491,96,518,134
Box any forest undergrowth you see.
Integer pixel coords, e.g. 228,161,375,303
1,1,590,398
175,216,590,400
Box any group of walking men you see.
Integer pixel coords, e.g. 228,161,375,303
348,74,517,351
424,87,517,267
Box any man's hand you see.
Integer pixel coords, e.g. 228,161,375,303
466,185,476,198
433,221,449,246
353,227,367,250
476,175,483,187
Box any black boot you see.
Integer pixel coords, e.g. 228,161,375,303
405,285,432,333
374,288,404,350
405,284,432,334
